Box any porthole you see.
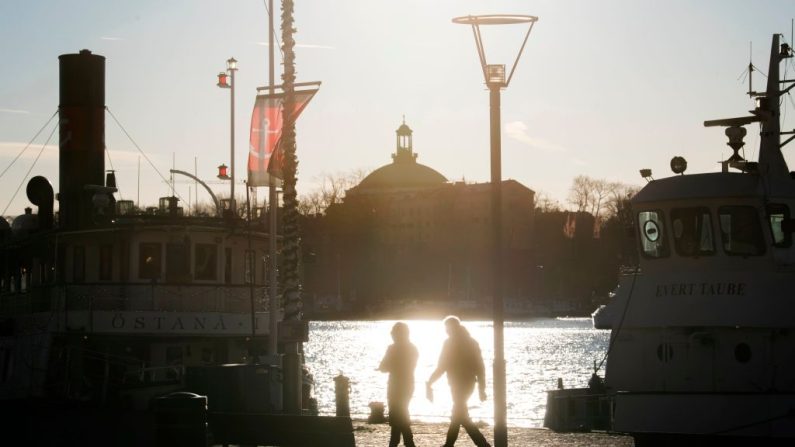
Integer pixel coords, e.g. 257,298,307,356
734,343,752,363
656,343,674,363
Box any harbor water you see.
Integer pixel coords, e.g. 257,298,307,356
304,318,609,428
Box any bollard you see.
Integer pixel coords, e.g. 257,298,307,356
368,401,386,423
154,391,207,447
334,373,350,417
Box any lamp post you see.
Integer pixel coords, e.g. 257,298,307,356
217,57,238,212
453,14,537,447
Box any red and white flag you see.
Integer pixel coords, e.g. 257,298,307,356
248,85,318,186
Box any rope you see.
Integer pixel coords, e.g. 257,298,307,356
0,110,57,181
105,107,186,205
594,270,639,374
2,119,58,215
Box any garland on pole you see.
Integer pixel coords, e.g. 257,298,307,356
280,0,302,321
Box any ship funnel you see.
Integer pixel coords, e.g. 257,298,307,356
26,176,54,230
58,49,106,230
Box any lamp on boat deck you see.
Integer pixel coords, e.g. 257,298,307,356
452,13,538,447
217,72,229,88
217,164,230,180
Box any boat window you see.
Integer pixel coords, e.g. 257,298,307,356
139,243,162,279
719,206,766,256
73,246,85,283
767,204,792,248
194,244,218,280
166,243,190,282
671,207,714,257
244,249,255,284
224,247,232,284
99,244,113,281
638,210,669,258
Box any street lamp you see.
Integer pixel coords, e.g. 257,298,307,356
217,57,238,211
453,13,537,447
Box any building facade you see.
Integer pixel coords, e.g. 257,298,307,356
302,121,535,317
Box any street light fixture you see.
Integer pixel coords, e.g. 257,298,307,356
217,57,238,211
453,13,538,447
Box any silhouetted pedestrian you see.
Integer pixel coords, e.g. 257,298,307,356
378,322,418,447
427,316,491,447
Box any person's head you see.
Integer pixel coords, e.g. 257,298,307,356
443,315,462,337
391,321,410,343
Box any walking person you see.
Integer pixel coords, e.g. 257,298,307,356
378,322,419,447
427,316,491,447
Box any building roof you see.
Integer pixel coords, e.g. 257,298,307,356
352,120,448,192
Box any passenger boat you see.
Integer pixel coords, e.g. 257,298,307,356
0,50,289,442
546,33,795,445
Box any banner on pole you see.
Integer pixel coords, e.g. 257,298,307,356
248,83,319,186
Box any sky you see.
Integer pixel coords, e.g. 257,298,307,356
1,0,794,216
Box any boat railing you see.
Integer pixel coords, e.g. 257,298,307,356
0,282,270,315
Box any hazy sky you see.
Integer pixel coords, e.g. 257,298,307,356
1,0,793,216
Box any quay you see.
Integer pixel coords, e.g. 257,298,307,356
350,420,634,447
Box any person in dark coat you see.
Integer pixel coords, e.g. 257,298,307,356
427,316,491,447
378,322,419,447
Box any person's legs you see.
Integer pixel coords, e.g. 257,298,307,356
461,416,490,447
388,425,401,447
443,398,467,446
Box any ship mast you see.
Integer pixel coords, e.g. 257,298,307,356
704,34,794,181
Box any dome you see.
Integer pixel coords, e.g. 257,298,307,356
357,160,447,190
354,119,447,191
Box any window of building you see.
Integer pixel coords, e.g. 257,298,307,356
638,210,669,258
671,207,714,257
194,244,218,280
719,206,766,256
99,244,113,281
73,246,85,283
139,243,162,279
767,204,792,248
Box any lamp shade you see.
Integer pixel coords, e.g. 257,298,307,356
217,164,229,179
217,72,230,88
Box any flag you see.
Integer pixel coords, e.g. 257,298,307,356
248,85,318,186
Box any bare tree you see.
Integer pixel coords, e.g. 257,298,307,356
298,168,369,215
534,190,563,212
567,175,639,223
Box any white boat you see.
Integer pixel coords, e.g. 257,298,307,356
547,34,795,444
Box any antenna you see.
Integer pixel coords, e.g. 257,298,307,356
748,41,754,97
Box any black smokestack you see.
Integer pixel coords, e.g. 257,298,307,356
58,49,105,230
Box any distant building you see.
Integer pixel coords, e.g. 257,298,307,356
302,121,535,316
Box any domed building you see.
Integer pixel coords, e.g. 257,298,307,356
348,120,447,193
303,120,536,318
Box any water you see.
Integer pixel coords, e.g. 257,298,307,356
304,318,609,428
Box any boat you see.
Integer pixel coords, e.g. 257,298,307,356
545,33,795,445
0,50,308,444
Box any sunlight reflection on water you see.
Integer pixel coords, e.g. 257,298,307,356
304,318,608,428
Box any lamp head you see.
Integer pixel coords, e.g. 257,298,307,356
226,57,238,71
217,164,230,180
217,72,230,88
